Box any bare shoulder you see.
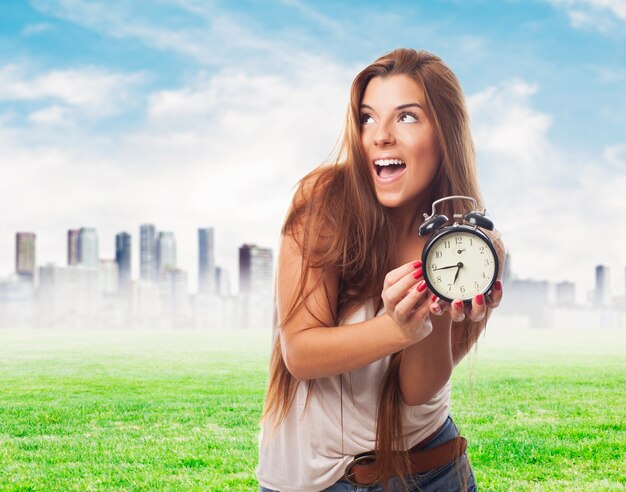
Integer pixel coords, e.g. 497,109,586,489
277,166,342,331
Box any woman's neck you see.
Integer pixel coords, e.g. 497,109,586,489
387,193,433,240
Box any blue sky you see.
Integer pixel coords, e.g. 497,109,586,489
1,0,625,299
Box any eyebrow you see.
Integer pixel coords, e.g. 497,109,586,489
360,103,423,111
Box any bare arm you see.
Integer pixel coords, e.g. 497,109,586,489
399,313,453,405
278,232,433,380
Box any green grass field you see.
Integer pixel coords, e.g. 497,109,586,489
1,323,624,491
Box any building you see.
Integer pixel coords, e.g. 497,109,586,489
502,252,512,284
595,265,610,307
215,266,230,297
238,244,273,329
15,232,36,283
161,268,190,317
67,229,80,266
78,227,99,268
239,244,273,295
555,281,576,306
198,227,216,295
100,259,119,294
157,232,177,274
115,232,131,292
34,264,101,328
140,224,158,281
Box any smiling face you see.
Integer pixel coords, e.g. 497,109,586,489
360,75,441,211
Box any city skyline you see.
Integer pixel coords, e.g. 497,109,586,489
8,225,277,296
6,224,626,304
1,2,625,299
4,227,276,330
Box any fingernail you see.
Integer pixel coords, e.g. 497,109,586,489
417,281,427,292
476,294,484,306
412,269,423,279
431,294,438,302
432,304,441,313
412,260,422,269
453,300,464,310
494,280,502,291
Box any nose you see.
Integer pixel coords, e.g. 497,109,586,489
373,123,395,147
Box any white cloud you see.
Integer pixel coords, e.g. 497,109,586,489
22,22,52,36
469,79,626,299
27,105,71,125
548,0,626,32
469,80,555,183
30,0,289,66
0,64,147,118
590,0,626,20
0,54,354,292
603,144,626,167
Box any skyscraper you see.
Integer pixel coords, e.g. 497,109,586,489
157,231,177,274
215,266,230,297
67,229,80,266
99,259,119,294
595,265,610,307
115,232,131,292
239,244,273,295
198,228,215,295
78,227,99,268
140,224,157,281
555,281,576,306
16,232,36,282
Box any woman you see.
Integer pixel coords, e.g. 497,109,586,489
257,48,505,492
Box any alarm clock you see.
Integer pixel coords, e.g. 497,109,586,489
418,195,499,303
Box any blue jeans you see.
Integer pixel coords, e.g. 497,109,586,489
260,416,476,491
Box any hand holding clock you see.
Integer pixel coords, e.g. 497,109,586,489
380,260,434,344
430,279,503,323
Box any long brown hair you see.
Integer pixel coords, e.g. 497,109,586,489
263,48,486,486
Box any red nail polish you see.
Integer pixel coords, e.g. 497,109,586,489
412,269,423,279
494,280,502,291
476,294,484,305
431,294,438,302
454,300,464,310
412,260,422,269
417,281,427,292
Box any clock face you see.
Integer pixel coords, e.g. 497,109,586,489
423,228,498,302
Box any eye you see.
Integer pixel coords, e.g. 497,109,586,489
360,113,375,125
399,112,418,123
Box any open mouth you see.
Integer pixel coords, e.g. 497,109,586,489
374,158,407,179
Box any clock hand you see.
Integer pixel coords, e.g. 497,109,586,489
432,264,459,271
450,262,463,284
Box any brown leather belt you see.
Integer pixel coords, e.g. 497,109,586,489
343,436,467,487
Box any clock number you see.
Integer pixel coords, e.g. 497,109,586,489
482,272,487,279
474,282,480,290
435,251,442,259
460,286,466,294
480,246,485,254
443,240,450,249
447,284,452,291
484,259,490,266
436,276,442,283
470,238,473,246
455,236,463,245
431,264,437,271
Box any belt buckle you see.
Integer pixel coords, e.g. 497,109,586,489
344,452,377,487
